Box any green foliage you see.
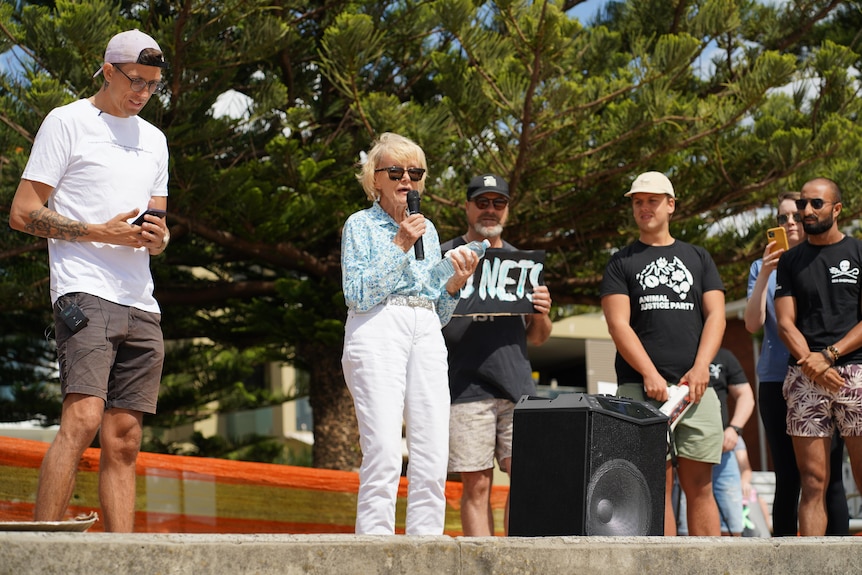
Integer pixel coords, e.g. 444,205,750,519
1,0,861,468
143,430,311,466
0,333,61,424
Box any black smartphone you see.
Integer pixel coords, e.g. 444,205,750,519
131,208,167,226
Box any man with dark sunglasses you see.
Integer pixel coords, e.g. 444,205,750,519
441,174,553,536
775,177,862,536
9,29,170,532
745,191,848,536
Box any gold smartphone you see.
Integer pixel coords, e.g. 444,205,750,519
767,226,789,252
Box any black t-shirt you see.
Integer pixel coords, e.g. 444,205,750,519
709,348,749,428
600,240,725,384
441,237,535,404
775,236,862,365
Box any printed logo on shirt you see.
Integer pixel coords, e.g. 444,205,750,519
829,260,860,284
709,362,722,380
635,256,696,311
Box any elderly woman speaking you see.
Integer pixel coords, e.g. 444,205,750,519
341,132,478,535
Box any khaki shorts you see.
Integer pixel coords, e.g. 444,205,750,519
617,383,723,464
54,292,164,414
448,398,514,473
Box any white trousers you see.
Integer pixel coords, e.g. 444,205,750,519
342,302,451,535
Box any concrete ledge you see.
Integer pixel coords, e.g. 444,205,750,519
2,533,862,574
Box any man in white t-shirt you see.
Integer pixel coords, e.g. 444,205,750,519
9,29,170,532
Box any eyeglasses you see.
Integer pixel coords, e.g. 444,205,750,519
777,213,803,225
112,64,166,94
374,166,426,182
795,198,836,210
472,197,509,210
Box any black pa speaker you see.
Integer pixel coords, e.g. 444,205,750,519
508,393,668,536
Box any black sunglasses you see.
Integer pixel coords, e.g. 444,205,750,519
777,213,803,225
795,198,835,210
375,166,426,182
112,64,166,94
472,197,509,210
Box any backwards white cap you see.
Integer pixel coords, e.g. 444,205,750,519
93,29,167,78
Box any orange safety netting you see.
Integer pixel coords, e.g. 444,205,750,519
0,436,509,535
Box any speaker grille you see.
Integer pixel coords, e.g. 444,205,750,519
586,459,652,536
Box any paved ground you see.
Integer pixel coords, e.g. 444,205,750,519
2,532,862,575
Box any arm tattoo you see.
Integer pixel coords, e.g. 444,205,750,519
24,207,89,241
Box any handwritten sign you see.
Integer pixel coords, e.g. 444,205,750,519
451,249,545,316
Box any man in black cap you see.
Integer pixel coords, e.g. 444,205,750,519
441,174,553,536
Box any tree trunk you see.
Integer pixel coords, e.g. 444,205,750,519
303,340,360,471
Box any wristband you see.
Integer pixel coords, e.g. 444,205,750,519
729,425,743,436
821,348,835,366
150,229,169,256
827,345,840,363
159,228,170,251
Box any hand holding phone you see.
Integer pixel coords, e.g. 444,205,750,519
131,208,167,227
767,227,789,253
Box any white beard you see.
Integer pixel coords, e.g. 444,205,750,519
473,222,503,238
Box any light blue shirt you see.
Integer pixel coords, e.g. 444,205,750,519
341,202,458,326
747,258,790,382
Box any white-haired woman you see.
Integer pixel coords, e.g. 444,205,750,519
341,132,478,534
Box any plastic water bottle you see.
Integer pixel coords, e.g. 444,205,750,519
431,239,490,289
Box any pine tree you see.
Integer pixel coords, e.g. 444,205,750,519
1,0,860,470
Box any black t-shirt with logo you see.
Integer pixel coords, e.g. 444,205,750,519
775,236,862,365
600,240,725,384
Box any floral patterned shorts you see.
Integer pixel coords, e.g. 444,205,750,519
783,364,862,437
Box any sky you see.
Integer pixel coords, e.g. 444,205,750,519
568,0,610,23
569,0,791,23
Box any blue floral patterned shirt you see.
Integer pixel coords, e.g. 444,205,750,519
341,201,458,326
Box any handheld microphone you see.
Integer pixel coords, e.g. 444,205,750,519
406,189,424,260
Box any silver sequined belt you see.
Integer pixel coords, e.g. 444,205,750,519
386,295,434,311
